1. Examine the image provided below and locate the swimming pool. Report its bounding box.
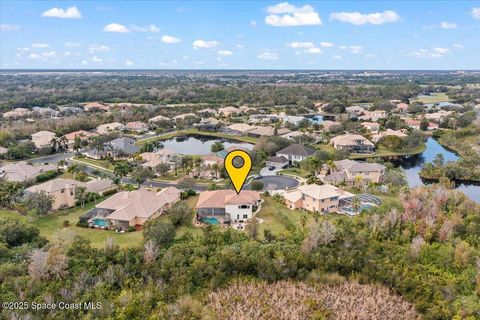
[341,204,374,214]
[202,217,220,225]
[92,218,109,227]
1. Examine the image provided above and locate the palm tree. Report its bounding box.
[58,136,68,151]
[75,186,87,208]
[50,137,58,152]
[113,161,131,179]
[326,160,337,174]
[67,164,80,179]
[211,163,220,179]
[351,197,362,215]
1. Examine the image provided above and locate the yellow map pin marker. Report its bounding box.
[225,149,252,194]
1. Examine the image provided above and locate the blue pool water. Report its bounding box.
[93,218,109,227]
[203,217,220,225]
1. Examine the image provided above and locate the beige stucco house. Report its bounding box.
[284,184,354,213]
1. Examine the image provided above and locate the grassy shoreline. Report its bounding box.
[137,129,258,145]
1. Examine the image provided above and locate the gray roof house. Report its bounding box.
[105,137,139,158]
[266,156,289,169]
[276,144,316,164]
[322,159,386,185]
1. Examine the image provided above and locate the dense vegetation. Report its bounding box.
[1,185,479,319]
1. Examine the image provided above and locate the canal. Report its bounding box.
[401,138,480,203]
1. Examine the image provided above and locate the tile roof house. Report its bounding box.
[276,143,316,164]
[2,108,31,119]
[92,187,180,228]
[126,121,149,133]
[191,153,224,179]
[218,106,241,117]
[395,103,409,113]
[196,190,261,223]
[148,115,171,123]
[361,122,381,133]
[96,122,125,135]
[321,159,386,185]
[321,120,342,132]
[25,178,77,210]
[31,131,56,149]
[140,149,178,170]
[371,129,408,143]
[281,130,305,140]
[248,126,275,137]
[64,130,97,149]
[0,161,57,182]
[284,184,354,213]
[173,113,197,121]
[330,134,375,154]
[83,102,110,112]
[222,123,256,136]
[346,106,366,115]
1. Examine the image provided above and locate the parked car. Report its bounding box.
[268,166,275,171]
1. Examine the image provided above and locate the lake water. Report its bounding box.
[161,135,253,155]
[401,138,480,203]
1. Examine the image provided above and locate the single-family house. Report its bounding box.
[196,117,221,131]
[126,121,149,133]
[218,106,241,117]
[104,137,139,159]
[346,106,366,115]
[321,120,342,132]
[372,129,408,143]
[283,184,354,213]
[276,143,316,164]
[198,108,218,116]
[361,122,381,133]
[281,131,305,140]
[83,102,110,112]
[173,113,197,121]
[64,130,97,149]
[148,115,171,123]
[31,131,56,149]
[195,190,261,223]
[0,161,56,182]
[3,108,30,119]
[358,110,387,122]
[90,187,180,228]
[321,159,386,185]
[266,156,289,169]
[25,178,76,210]
[191,153,224,179]
[395,103,409,114]
[248,126,275,137]
[222,123,256,136]
[330,134,375,154]
[281,115,305,126]
[141,149,178,170]
[96,122,125,135]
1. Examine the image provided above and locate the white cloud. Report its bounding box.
[453,43,464,49]
[65,42,81,47]
[408,47,450,58]
[91,56,103,63]
[350,45,363,54]
[41,6,82,19]
[218,50,233,56]
[193,39,218,49]
[125,60,134,66]
[339,45,347,50]
[28,51,57,60]
[472,8,480,19]
[330,10,400,25]
[320,42,334,48]
[440,22,457,29]
[89,45,110,53]
[287,41,315,48]
[265,2,322,27]
[161,35,181,44]
[257,50,279,60]
[81,60,88,66]
[332,55,342,59]
[250,20,257,26]
[104,23,130,33]
[307,48,322,54]
[31,43,50,48]
[131,24,160,33]
[0,24,20,31]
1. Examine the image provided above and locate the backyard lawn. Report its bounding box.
[0,195,204,249]
[279,167,310,178]
[72,157,114,171]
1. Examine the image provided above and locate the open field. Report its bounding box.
[410,92,452,104]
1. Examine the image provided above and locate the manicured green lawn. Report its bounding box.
[72,157,114,171]
[410,92,452,104]
[312,143,336,154]
[350,143,426,159]
[279,167,310,178]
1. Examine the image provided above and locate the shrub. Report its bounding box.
[35,170,58,183]
[102,188,117,197]
[62,220,70,227]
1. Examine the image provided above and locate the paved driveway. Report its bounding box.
[259,166,282,176]
[246,175,299,191]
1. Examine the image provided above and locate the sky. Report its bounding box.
[1,1,480,70]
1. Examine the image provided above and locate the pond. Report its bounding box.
[161,135,253,155]
[401,138,480,203]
